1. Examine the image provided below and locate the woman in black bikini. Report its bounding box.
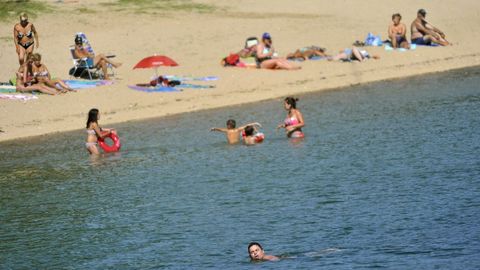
[13,12,39,66]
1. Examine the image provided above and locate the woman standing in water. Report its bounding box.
[13,12,39,65]
[277,97,305,138]
[85,108,116,155]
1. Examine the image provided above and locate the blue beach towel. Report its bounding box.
[64,80,113,89]
[164,75,219,82]
[128,85,180,93]
[176,84,214,89]
[384,44,417,51]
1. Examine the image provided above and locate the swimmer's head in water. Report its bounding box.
[226,119,236,129]
[248,242,265,260]
[284,97,299,110]
[244,125,254,136]
[86,108,99,128]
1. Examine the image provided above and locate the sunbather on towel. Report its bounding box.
[287,46,329,60]
[388,13,410,49]
[411,9,449,46]
[328,47,380,62]
[255,32,300,70]
[16,55,59,95]
[31,53,75,92]
[73,35,122,80]
[136,76,181,87]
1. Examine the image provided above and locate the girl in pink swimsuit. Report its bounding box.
[277,97,305,138]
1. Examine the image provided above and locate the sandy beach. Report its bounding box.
[1,0,480,142]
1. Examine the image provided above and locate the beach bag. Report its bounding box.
[365,33,383,46]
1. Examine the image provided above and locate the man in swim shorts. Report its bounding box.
[211,119,261,144]
[411,9,449,46]
[248,242,279,261]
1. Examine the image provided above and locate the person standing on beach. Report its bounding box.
[388,13,410,49]
[411,9,449,46]
[248,242,279,262]
[13,12,39,65]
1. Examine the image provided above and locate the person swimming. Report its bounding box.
[277,97,305,138]
[211,119,261,144]
[248,242,279,262]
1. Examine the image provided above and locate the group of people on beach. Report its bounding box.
[222,9,450,70]
[12,12,121,95]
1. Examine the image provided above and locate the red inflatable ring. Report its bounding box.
[98,132,121,153]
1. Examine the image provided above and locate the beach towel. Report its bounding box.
[384,44,417,52]
[288,56,326,62]
[164,75,219,82]
[0,85,16,93]
[128,85,181,93]
[0,94,38,101]
[64,80,114,89]
[176,84,214,89]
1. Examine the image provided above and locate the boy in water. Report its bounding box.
[211,119,261,144]
[243,125,265,145]
[248,242,279,262]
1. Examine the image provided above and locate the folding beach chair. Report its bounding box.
[68,32,115,80]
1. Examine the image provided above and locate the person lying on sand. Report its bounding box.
[136,76,181,88]
[328,47,380,62]
[255,32,301,70]
[388,13,410,49]
[411,9,449,46]
[287,46,329,60]
[73,35,122,80]
[31,53,75,93]
[248,242,279,262]
[211,119,261,144]
[16,55,59,95]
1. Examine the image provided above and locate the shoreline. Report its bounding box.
[2,0,480,143]
[1,61,479,144]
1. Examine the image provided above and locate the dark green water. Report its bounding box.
[1,67,480,269]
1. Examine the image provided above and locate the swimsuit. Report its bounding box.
[412,37,431,45]
[255,46,272,68]
[284,116,304,138]
[17,30,34,49]
[86,129,98,149]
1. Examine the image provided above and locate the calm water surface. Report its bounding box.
[1,67,480,269]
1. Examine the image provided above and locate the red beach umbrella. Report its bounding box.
[133,55,179,77]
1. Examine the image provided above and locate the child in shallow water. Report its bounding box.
[211,119,261,144]
[85,108,117,155]
[242,125,265,145]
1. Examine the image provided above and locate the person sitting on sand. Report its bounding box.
[30,53,75,93]
[211,119,262,144]
[73,35,122,80]
[86,108,117,155]
[13,12,39,65]
[255,32,300,70]
[388,13,410,49]
[287,46,329,60]
[16,55,59,95]
[411,9,449,46]
[243,125,265,145]
[277,97,305,138]
[328,47,380,62]
[248,242,279,262]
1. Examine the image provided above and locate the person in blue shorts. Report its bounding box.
[411,9,449,46]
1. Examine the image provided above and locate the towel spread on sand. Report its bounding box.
[0,85,16,93]
[128,85,181,93]
[0,94,38,101]
[64,80,114,89]
[164,75,219,82]
[385,44,417,51]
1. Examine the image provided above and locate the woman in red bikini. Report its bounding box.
[277,97,305,138]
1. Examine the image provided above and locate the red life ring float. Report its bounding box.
[242,131,265,143]
[98,132,121,153]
